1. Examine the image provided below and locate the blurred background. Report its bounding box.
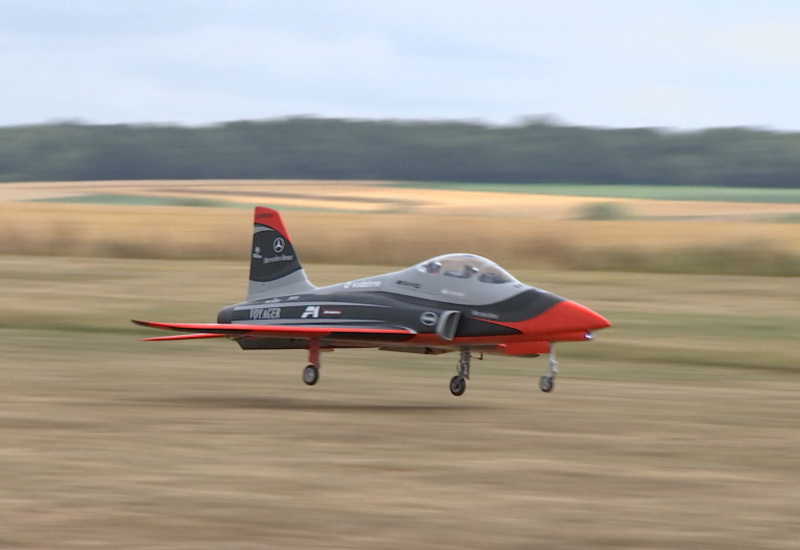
[1,2,799,549]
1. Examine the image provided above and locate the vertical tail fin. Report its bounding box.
[247,207,316,300]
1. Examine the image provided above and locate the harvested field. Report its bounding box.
[4,179,800,220]
[2,179,799,275]
[0,258,799,549]
[1,201,799,275]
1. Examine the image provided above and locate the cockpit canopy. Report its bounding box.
[416,254,518,285]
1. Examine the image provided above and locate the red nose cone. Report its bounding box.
[558,300,612,332]
[503,298,611,340]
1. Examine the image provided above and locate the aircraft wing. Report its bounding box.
[132,320,416,343]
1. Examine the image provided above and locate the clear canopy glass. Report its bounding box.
[416,254,517,284]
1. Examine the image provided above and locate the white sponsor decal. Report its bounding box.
[250,307,281,320]
[470,309,499,320]
[441,288,465,297]
[263,254,295,264]
[344,280,381,289]
[301,305,320,319]
[272,237,285,253]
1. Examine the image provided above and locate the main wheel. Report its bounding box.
[303,365,319,386]
[539,375,554,393]
[449,375,466,396]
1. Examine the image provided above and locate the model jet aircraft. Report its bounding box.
[133,207,610,395]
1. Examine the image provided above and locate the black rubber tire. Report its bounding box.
[449,375,466,396]
[303,365,319,386]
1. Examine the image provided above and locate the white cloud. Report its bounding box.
[1,0,800,129]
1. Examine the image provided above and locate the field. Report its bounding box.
[391,182,800,204]
[1,257,799,549]
[5,179,800,219]
[1,180,800,275]
[1,180,799,547]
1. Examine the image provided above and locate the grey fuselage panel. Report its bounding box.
[218,264,565,342]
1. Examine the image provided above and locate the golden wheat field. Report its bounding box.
[1,180,799,274]
[3,179,800,220]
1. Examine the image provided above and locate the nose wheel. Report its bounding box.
[449,350,471,396]
[539,344,558,393]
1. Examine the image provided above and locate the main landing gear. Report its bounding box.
[303,364,319,386]
[303,340,561,393]
[539,344,558,393]
[449,350,472,396]
[448,346,559,396]
[303,340,320,386]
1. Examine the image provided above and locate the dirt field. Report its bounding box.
[1,258,799,549]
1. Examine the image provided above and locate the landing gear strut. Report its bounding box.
[449,349,471,396]
[303,339,320,386]
[539,343,557,393]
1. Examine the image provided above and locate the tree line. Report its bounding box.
[1,117,799,187]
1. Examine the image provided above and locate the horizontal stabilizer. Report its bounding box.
[140,333,228,342]
[132,319,416,342]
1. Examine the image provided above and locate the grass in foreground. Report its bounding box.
[1,257,799,548]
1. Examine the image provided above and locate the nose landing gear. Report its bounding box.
[539,344,558,393]
[449,349,472,396]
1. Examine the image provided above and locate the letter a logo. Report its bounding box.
[301,306,320,319]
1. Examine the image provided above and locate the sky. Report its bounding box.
[2,0,800,130]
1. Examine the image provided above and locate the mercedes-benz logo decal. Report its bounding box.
[273,237,285,253]
[420,311,439,326]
